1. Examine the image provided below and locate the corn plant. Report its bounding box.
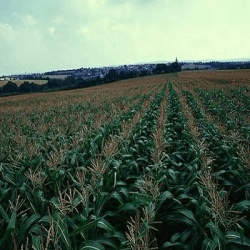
[182,89,250,249]
[1,72,250,249]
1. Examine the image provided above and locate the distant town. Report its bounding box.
[1,60,250,81]
[1,63,157,81]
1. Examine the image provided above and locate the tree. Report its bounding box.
[153,64,168,74]
[30,82,43,91]
[127,70,136,78]
[19,81,42,93]
[19,81,32,92]
[119,71,125,80]
[170,58,181,72]
[95,76,101,85]
[76,78,86,88]
[153,59,181,75]
[2,81,19,93]
[140,70,149,77]
[105,69,119,82]
[64,76,75,86]
[47,78,63,88]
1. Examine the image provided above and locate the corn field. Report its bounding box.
[0,72,250,250]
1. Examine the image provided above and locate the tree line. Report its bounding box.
[0,61,181,96]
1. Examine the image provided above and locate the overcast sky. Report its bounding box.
[0,0,250,75]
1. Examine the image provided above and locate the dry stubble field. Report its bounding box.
[0,71,250,250]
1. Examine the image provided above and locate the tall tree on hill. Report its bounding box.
[170,57,181,72]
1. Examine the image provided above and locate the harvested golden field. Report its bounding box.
[0,71,250,250]
[173,69,250,89]
[0,79,47,87]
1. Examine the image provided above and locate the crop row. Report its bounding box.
[182,89,250,248]
[0,84,165,249]
[195,88,250,142]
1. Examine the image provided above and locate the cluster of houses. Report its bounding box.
[0,77,16,81]
[181,64,212,70]
[42,63,158,80]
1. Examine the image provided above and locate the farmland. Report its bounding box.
[0,71,250,249]
[0,80,48,88]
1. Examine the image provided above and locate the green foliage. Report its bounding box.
[1,81,19,93]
